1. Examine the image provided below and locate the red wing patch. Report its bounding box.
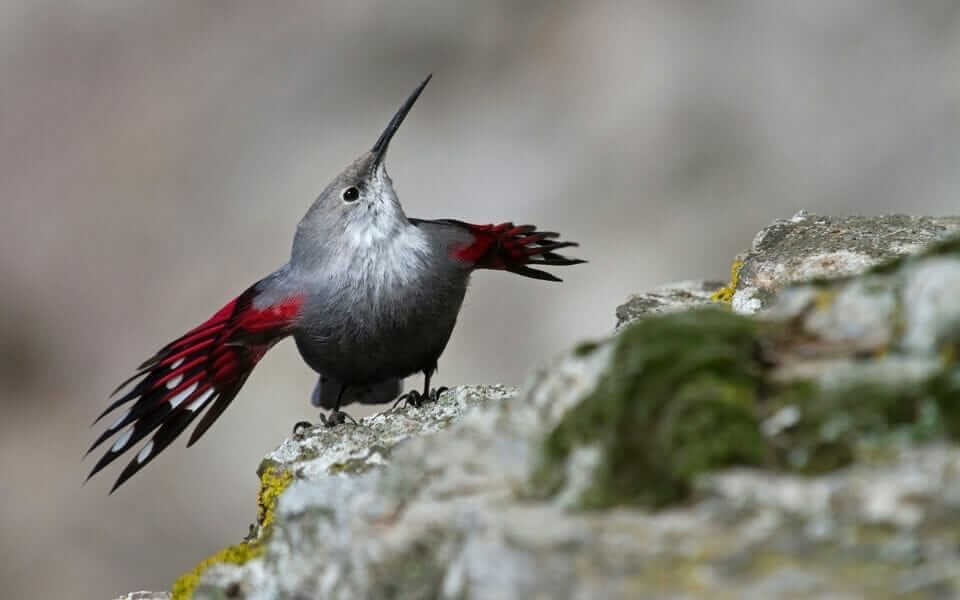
[87,286,302,492]
[446,220,584,281]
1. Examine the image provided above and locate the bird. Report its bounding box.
[86,75,583,492]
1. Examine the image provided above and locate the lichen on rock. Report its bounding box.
[170,467,293,600]
[709,259,744,304]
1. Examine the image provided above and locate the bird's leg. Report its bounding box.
[292,385,356,432]
[421,368,448,403]
[393,368,447,409]
[318,384,357,427]
[317,410,357,428]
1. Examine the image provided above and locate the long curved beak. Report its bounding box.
[371,74,432,166]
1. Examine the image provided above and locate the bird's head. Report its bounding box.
[294,75,431,261]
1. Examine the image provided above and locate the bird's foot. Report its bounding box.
[292,410,357,434]
[318,410,358,428]
[292,420,313,438]
[392,386,449,409]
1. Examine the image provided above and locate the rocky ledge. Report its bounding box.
[126,213,960,600]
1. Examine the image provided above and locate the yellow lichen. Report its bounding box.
[813,289,837,312]
[170,542,264,600]
[170,467,294,599]
[940,344,956,366]
[257,467,294,530]
[710,259,744,304]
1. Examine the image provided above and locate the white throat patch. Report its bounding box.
[334,218,430,292]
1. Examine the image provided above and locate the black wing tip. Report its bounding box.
[110,458,143,494]
[108,476,126,495]
[531,257,587,266]
[85,453,113,484]
[509,265,564,282]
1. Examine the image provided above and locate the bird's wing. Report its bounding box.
[87,282,303,492]
[412,218,585,281]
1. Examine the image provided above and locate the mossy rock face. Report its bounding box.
[537,310,775,508]
[537,305,960,510]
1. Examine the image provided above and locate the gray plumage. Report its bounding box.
[287,152,474,392]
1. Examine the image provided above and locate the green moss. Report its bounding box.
[574,341,601,356]
[709,260,744,304]
[171,467,294,599]
[535,309,960,511]
[367,529,453,599]
[929,371,960,439]
[769,381,951,473]
[535,310,777,508]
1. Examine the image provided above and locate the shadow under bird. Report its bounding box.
[86,75,584,492]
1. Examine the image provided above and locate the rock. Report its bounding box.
[257,384,517,483]
[132,215,960,599]
[727,211,960,314]
[615,280,724,328]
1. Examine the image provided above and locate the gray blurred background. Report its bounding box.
[2,1,959,598]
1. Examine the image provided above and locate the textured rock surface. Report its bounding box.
[729,211,960,314]
[258,385,517,483]
[126,215,960,600]
[615,280,724,328]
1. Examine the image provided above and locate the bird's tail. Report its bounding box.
[448,221,585,281]
[310,375,402,409]
[86,284,301,492]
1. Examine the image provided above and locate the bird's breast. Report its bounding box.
[293,223,469,382]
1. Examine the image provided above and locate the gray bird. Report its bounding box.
[87,75,583,492]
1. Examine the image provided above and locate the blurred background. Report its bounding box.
[2,1,959,598]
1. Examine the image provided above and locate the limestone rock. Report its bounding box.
[615,280,724,328]
[258,384,516,483]
[730,211,960,314]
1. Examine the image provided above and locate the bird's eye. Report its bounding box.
[342,186,360,202]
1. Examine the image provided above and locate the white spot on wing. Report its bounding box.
[166,374,183,389]
[109,410,129,431]
[170,358,184,370]
[187,388,215,412]
[112,428,133,452]
[168,382,198,409]
[137,440,154,464]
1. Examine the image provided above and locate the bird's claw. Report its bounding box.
[293,409,358,432]
[318,410,358,428]
[393,386,449,409]
[292,421,313,438]
[392,390,422,409]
